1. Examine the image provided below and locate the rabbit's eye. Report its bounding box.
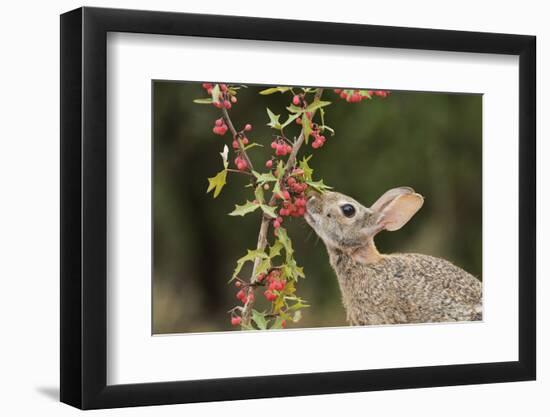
[340,204,356,218]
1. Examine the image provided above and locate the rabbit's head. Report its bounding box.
[305,187,424,251]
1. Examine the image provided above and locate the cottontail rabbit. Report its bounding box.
[305,187,482,325]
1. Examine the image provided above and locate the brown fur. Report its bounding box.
[305,188,482,325]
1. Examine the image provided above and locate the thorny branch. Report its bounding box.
[239,88,325,325]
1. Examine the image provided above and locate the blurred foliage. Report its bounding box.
[152,81,482,334]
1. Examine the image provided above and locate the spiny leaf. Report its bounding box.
[193,98,213,104]
[266,108,282,129]
[269,241,283,258]
[305,99,331,113]
[260,204,278,219]
[243,142,263,151]
[229,200,260,216]
[281,113,301,128]
[259,87,291,95]
[299,156,314,181]
[252,310,268,330]
[276,227,294,260]
[306,179,333,193]
[232,249,269,280]
[206,169,227,198]
[253,171,277,185]
[256,257,271,278]
[270,316,285,329]
[302,115,312,143]
[286,104,304,114]
[210,84,221,103]
[275,160,285,178]
[254,184,265,204]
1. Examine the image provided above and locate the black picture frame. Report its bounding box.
[60,6,536,410]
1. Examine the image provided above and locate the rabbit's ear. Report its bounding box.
[372,190,424,232]
[370,187,415,213]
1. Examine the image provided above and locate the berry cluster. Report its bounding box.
[212,118,229,136]
[260,270,286,302]
[311,128,326,149]
[333,89,390,103]
[271,139,293,156]
[270,168,308,231]
[234,155,249,171]
[202,83,237,109]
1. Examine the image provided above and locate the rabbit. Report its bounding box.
[304,187,482,326]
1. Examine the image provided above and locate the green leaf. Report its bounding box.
[292,310,302,323]
[252,310,268,330]
[270,316,285,329]
[306,179,333,193]
[286,104,304,114]
[305,99,331,113]
[193,98,213,104]
[211,84,221,103]
[266,108,282,129]
[254,185,265,204]
[229,200,260,216]
[206,170,227,198]
[299,155,314,181]
[259,87,291,95]
[277,227,294,261]
[269,241,283,259]
[260,204,278,219]
[232,249,269,280]
[302,115,312,144]
[281,113,301,129]
[275,160,285,178]
[256,257,271,278]
[253,171,277,185]
[243,142,263,151]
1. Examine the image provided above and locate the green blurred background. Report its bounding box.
[152,82,482,334]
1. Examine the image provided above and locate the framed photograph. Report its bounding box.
[60,6,536,409]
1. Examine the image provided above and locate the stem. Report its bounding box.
[240,88,324,326]
[222,107,255,171]
[226,168,254,177]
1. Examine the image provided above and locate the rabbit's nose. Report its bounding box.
[306,194,322,214]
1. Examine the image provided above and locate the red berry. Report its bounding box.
[232,140,239,149]
[242,137,249,145]
[231,316,242,326]
[273,220,281,228]
[231,96,237,103]
[202,83,213,90]
[257,273,266,282]
[334,89,342,94]
[236,289,246,301]
[296,117,302,125]
[223,100,231,109]
[235,281,242,288]
[282,190,290,200]
[265,160,273,168]
[281,319,287,328]
[220,84,228,92]
[215,118,224,127]
[264,290,277,301]
[244,124,252,131]
[292,95,301,106]
[247,293,255,303]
